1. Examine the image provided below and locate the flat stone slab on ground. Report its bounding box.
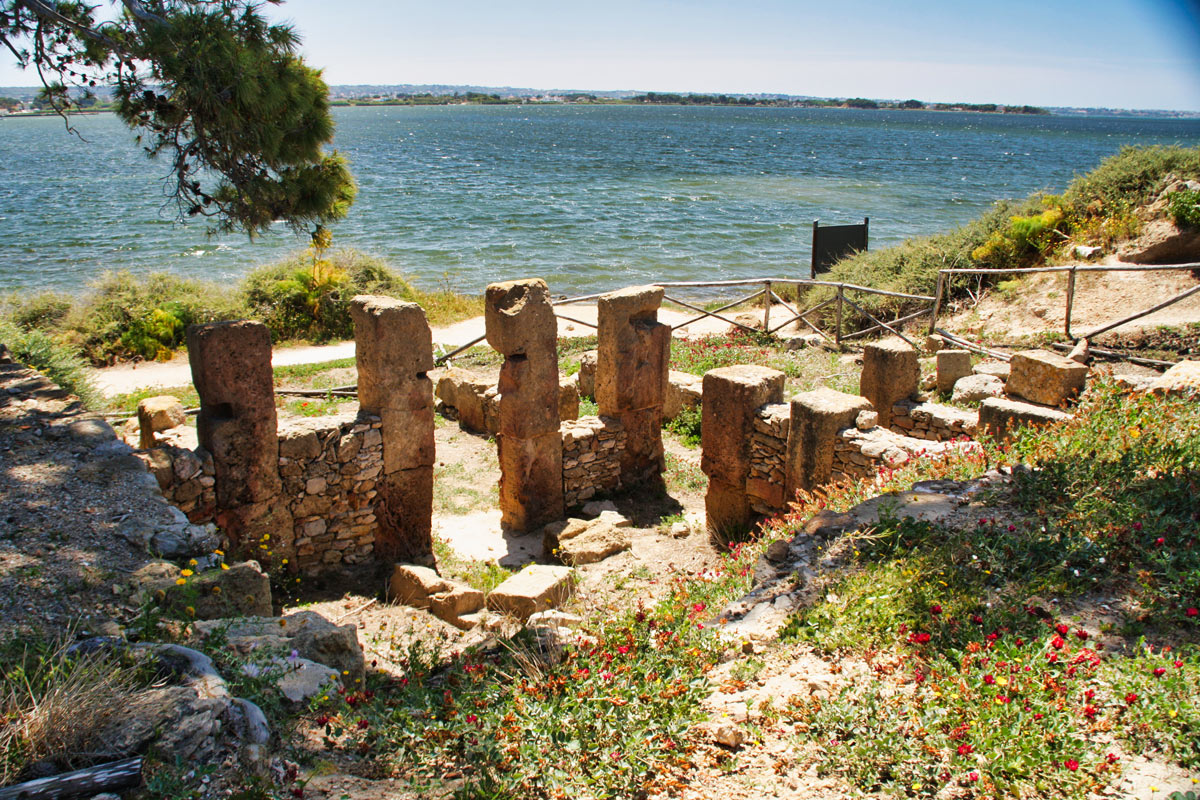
[1148,359,1200,395]
[1006,349,1088,407]
[487,564,575,620]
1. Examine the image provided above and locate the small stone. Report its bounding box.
[713,723,744,748]
[855,410,878,431]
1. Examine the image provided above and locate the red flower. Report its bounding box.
[1153,667,1166,677]
[1051,636,1066,650]
[1064,759,1079,771]
[1186,607,1198,618]
[983,674,996,685]
[1074,629,1089,641]
[1155,537,1166,546]
[1176,660,1185,669]
[1056,623,1069,636]
[968,772,980,782]
[957,744,974,756]
[1034,712,1045,720]
[909,632,932,644]
[971,614,984,625]
[466,713,479,725]
[1106,753,1119,764]
[315,715,331,726]
[1125,692,1138,704]
[356,719,369,730]
[995,694,1011,704]
[616,645,631,655]
[930,604,943,615]
[1084,705,1098,719]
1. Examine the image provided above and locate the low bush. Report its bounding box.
[1168,188,1200,230]
[0,320,98,406]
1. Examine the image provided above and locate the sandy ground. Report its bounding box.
[91,302,738,397]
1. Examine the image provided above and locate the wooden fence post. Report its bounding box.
[835,285,844,348]
[929,272,945,334]
[763,280,772,332]
[1064,266,1077,339]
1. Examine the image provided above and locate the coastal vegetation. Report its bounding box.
[0,248,483,367]
[808,143,1200,322]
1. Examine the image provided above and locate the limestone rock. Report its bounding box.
[559,378,580,422]
[669,521,690,538]
[729,311,765,332]
[713,722,744,748]
[936,350,973,394]
[951,373,1005,404]
[577,350,597,398]
[979,397,1071,441]
[275,659,340,702]
[855,410,878,431]
[1067,338,1089,364]
[1007,350,1088,407]
[487,564,575,619]
[429,585,486,630]
[664,370,703,420]
[137,560,272,620]
[560,521,631,565]
[1117,217,1200,264]
[194,610,366,687]
[581,499,619,517]
[389,564,453,608]
[485,279,557,357]
[1147,359,1200,396]
[137,395,186,449]
[859,337,919,428]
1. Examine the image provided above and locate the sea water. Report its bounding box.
[2,104,1199,296]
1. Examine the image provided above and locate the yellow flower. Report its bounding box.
[180,569,194,577]
[1128,426,1141,439]
[995,676,1009,687]
[188,559,198,567]
[220,563,229,570]
[211,586,221,595]
[214,549,224,556]
[281,558,289,565]
[175,577,187,586]
[185,606,195,617]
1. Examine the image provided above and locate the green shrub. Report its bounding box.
[1065,144,1200,215]
[1,292,74,332]
[664,403,702,448]
[59,271,244,364]
[1169,188,1200,230]
[0,320,98,407]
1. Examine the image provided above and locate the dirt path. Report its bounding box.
[91,303,736,397]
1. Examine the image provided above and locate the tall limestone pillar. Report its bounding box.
[351,296,436,564]
[596,285,670,486]
[187,320,293,559]
[486,279,564,531]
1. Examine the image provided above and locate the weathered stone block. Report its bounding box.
[137,395,186,449]
[859,337,919,428]
[559,379,580,422]
[1007,350,1088,407]
[596,286,669,415]
[485,279,557,356]
[577,350,597,398]
[487,564,575,620]
[497,431,564,531]
[428,585,485,628]
[786,387,873,493]
[700,365,785,487]
[351,296,434,411]
[665,370,703,420]
[619,406,664,482]
[979,397,1071,441]
[973,360,1011,381]
[936,350,973,394]
[497,353,560,439]
[187,320,281,513]
[380,398,435,474]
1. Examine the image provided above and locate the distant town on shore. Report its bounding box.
[1,83,1197,118]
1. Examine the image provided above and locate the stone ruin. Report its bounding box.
[142,282,1114,571]
[698,335,1097,537]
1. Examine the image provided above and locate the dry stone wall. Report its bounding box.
[279,413,384,571]
[560,416,626,508]
[890,399,978,442]
[747,403,789,514]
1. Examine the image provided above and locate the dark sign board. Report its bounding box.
[811,217,868,278]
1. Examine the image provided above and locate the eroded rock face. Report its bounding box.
[1006,349,1088,407]
[194,610,366,687]
[951,373,1005,404]
[1117,217,1200,264]
[858,337,919,429]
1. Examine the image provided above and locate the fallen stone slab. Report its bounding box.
[973,360,1011,381]
[936,350,973,394]
[979,397,1071,441]
[1007,349,1088,407]
[487,564,575,619]
[543,517,632,565]
[1147,359,1200,396]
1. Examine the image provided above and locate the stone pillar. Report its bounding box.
[859,336,919,429]
[785,387,873,494]
[596,285,671,486]
[187,320,292,557]
[351,296,436,564]
[485,279,564,531]
[700,365,785,539]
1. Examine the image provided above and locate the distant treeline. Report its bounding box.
[627,93,1049,113]
[331,92,524,106]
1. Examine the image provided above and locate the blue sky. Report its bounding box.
[4,0,1200,109]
